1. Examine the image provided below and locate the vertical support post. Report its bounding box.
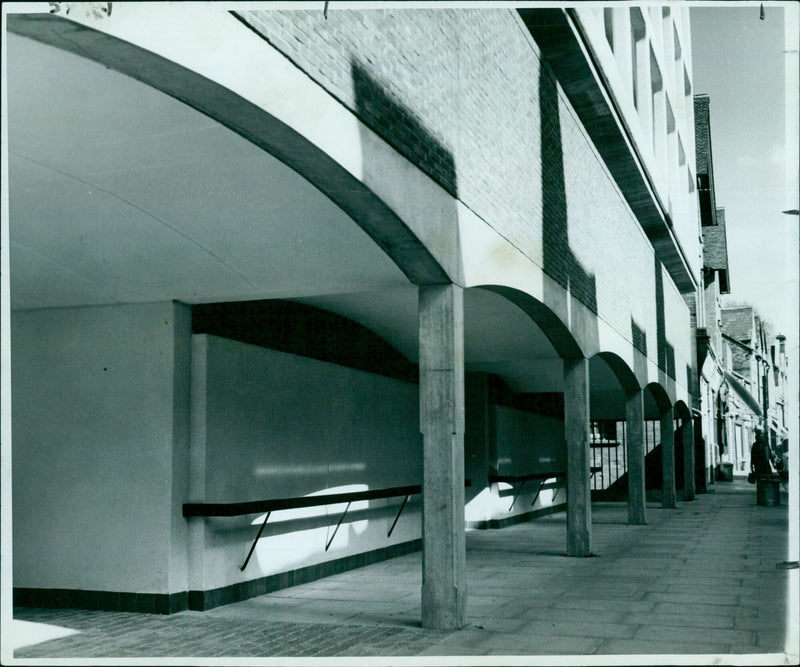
[564,357,591,556]
[188,335,209,600]
[419,284,466,630]
[660,407,677,508]
[695,416,708,494]
[682,417,696,500]
[626,389,647,524]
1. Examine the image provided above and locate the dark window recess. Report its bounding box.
[697,173,715,226]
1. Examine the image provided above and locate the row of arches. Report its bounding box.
[6,8,698,633]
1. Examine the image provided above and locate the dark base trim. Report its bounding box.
[188,539,423,611]
[13,588,187,615]
[466,502,566,530]
[14,541,423,615]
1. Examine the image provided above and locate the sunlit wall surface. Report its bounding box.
[573,5,701,282]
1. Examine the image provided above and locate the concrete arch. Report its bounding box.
[645,381,673,416]
[673,400,692,420]
[477,284,584,360]
[593,351,640,396]
[7,12,449,287]
[587,353,646,525]
[644,382,679,508]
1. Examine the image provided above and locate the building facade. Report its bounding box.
[720,306,789,475]
[6,3,703,630]
[694,93,731,485]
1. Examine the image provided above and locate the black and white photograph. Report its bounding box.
[1,1,798,664]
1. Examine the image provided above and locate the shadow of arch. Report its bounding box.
[593,352,640,396]
[478,285,584,360]
[585,352,639,513]
[673,400,692,420]
[642,381,678,505]
[645,382,673,416]
[192,299,419,383]
[7,13,449,287]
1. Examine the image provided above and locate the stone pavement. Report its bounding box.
[11,478,796,662]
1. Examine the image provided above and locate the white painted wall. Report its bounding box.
[663,263,693,403]
[493,405,566,477]
[472,405,567,521]
[11,301,191,593]
[190,335,422,591]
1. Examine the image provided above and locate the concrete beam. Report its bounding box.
[626,389,647,524]
[419,284,466,630]
[661,408,677,508]
[564,357,592,556]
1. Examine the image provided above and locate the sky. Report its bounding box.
[690,3,799,341]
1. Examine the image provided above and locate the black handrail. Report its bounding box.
[488,471,566,484]
[185,480,471,571]
[183,484,421,518]
[489,472,566,512]
[184,480,472,518]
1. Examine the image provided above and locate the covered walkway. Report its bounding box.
[11,479,795,661]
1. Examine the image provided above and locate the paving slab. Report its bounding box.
[11,479,794,662]
[596,638,733,654]
[634,623,756,646]
[472,631,603,655]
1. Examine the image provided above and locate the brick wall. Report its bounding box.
[721,307,753,340]
[237,8,683,374]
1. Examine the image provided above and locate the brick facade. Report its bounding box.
[237,7,681,369]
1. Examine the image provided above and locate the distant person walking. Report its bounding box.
[750,430,772,477]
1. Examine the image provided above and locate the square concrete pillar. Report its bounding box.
[419,284,466,630]
[625,389,647,525]
[682,418,696,500]
[660,408,677,508]
[695,417,708,494]
[564,357,591,557]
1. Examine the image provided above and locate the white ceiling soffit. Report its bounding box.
[7,33,408,310]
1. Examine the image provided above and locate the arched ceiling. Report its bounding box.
[7,32,408,310]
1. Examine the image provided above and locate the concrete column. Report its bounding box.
[682,417,696,500]
[419,284,466,630]
[188,335,209,596]
[660,407,677,508]
[696,416,708,494]
[625,389,647,524]
[564,357,591,556]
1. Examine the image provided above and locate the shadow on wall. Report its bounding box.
[351,61,457,198]
[192,299,418,383]
[539,63,598,326]
[352,59,463,283]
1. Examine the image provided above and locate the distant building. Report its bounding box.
[719,306,788,475]
[694,94,731,485]
[768,335,790,468]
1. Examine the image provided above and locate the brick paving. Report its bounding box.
[12,479,796,662]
